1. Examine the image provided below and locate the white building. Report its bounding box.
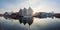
[22,8,27,16]
[27,7,33,16]
[19,7,33,16]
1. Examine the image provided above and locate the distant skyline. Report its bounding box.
[0,0,60,14]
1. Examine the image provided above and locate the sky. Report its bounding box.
[0,0,60,14]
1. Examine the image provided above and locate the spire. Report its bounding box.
[19,9,22,12]
[28,7,32,10]
[23,7,27,10]
[28,0,30,7]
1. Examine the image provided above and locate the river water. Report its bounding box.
[0,17,60,30]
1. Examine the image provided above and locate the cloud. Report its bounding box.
[0,0,60,13]
[30,0,60,13]
[0,0,28,13]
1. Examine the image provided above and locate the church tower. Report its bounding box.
[27,7,33,16]
[27,0,33,16]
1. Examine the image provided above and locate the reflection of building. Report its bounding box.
[3,12,34,26]
[19,17,33,26]
[3,7,33,26]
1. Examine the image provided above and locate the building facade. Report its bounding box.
[22,8,27,16]
[19,7,33,16]
[27,7,33,16]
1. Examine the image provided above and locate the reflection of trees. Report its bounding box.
[3,16,33,26]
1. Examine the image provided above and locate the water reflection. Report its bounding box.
[0,17,60,30]
[3,16,34,26]
[0,15,60,30]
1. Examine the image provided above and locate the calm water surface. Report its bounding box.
[0,17,60,30]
